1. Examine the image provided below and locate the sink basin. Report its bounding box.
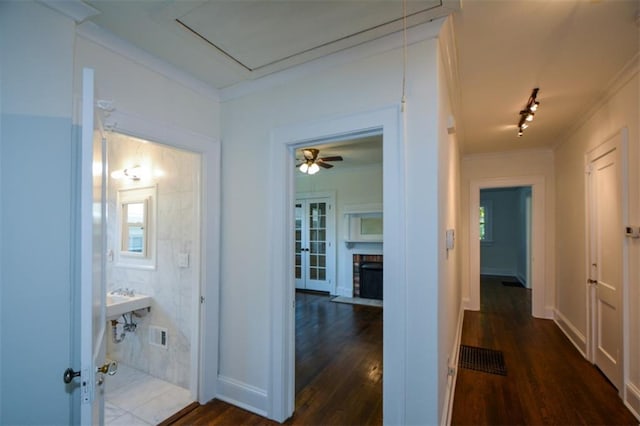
[106,293,152,319]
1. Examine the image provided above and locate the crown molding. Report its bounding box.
[219,18,447,102]
[555,52,639,149]
[38,0,100,23]
[76,21,220,101]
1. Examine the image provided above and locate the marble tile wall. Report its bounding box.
[105,132,199,389]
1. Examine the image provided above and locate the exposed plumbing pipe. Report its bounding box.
[111,319,125,344]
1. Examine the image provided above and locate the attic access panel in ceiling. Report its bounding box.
[176,0,443,72]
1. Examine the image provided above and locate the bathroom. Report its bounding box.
[103,131,201,425]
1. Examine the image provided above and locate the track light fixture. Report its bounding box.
[517,88,540,137]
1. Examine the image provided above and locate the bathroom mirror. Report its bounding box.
[116,185,157,269]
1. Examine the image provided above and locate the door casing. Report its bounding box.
[468,176,548,318]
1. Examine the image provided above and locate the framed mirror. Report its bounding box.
[116,185,157,269]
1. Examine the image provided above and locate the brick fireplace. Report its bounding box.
[352,254,383,298]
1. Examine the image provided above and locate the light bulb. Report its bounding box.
[299,163,309,173]
[518,130,523,137]
[520,122,528,130]
[530,101,539,112]
[526,112,534,122]
[308,163,320,175]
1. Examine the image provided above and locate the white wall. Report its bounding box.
[436,17,462,425]
[554,63,639,416]
[220,23,446,423]
[461,149,555,311]
[296,164,383,296]
[0,2,76,423]
[105,133,199,390]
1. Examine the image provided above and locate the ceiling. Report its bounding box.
[80,0,639,158]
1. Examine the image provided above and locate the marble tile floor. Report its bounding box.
[105,362,192,425]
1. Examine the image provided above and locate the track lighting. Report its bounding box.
[517,88,540,137]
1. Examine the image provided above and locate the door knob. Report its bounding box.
[97,360,118,376]
[63,368,81,384]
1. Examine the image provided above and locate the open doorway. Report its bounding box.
[468,176,548,319]
[268,105,406,422]
[292,135,383,422]
[478,186,532,312]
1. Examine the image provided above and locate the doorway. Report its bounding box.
[102,131,199,424]
[469,176,547,319]
[268,105,404,422]
[479,186,532,289]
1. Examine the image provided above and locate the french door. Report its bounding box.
[295,196,335,293]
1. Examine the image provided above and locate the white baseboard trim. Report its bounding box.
[480,268,516,277]
[625,382,640,422]
[216,374,268,418]
[336,286,353,298]
[440,303,465,426]
[553,309,587,357]
[462,297,471,310]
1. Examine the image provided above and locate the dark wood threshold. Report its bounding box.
[158,401,200,426]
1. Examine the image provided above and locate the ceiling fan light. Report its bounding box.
[308,163,320,175]
[299,163,309,173]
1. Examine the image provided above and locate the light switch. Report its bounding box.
[178,253,190,268]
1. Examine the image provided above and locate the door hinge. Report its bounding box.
[200,296,205,304]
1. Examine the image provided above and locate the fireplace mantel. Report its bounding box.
[343,203,382,247]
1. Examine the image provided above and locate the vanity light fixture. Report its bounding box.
[517,88,540,137]
[111,165,145,181]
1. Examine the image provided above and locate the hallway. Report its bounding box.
[451,275,637,425]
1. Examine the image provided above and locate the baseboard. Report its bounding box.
[335,286,353,298]
[462,297,471,310]
[553,309,587,357]
[216,374,268,418]
[625,382,640,422]
[440,303,465,426]
[479,268,516,277]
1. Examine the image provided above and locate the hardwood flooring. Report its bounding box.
[167,291,382,425]
[451,275,637,425]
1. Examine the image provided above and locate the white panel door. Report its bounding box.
[588,135,623,391]
[295,198,334,293]
[80,68,110,424]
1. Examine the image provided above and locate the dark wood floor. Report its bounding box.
[167,291,382,425]
[451,275,638,425]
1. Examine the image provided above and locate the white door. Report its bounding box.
[80,68,111,424]
[295,198,334,292]
[587,132,624,392]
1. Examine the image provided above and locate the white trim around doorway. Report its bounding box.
[468,176,549,319]
[268,105,405,424]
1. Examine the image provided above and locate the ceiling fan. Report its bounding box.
[296,148,343,175]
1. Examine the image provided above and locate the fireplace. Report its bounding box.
[353,254,383,299]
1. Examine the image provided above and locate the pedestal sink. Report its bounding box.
[106,292,152,319]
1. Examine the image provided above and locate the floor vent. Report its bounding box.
[459,345,506,376]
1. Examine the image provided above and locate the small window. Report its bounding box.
[480,200,493,242]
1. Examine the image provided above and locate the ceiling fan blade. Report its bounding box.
[318,162,333,169]
[319,155,343,162]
